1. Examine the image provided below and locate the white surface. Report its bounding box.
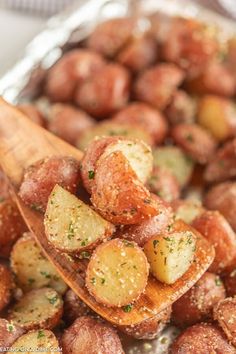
[0,9,45,76]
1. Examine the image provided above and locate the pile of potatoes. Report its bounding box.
[1,12,236,353]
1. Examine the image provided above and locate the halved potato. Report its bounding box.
[7,329,60,354]
[171,199,204,224]
[86,238,149,307]
[0,319,25,348]
[44,185,115,254]
[144,220,196,284]
[8,288,63,330]
[10,232,67,294]
[213,297,236,347]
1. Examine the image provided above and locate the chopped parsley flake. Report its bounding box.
[47,295,58,305]
[153,240,159,248]
[37,330,45,339]
[123,304,133,313]
[215,277,222,286]
[88,170,95,179]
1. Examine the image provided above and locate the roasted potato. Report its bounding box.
[0,168,10,201]
[63,289,92,324]
[48,103,95,145]
[112,102,168,145]
[17,104,46,127]
[10,232,67,294]
[74,63,130,118]
[44,185,115,254]
[172,272,226,327]
[144,220,196,284]
[204,182,236,232]
[86,17,135,58]
[19,156,80,212]
[117,34,158,72]
[0,319,25,348]
[171,123,217,164]
[61,316,124,354]
[8,329,60,354]
[45,49,105,102]
[171,199,204,224]
[86,238,149,307]
[171,323,236,354]
[197,95,236,142]
[81,137,153,193]
[192,210,236,273]
[147,166,180,202]
[119,306,172,339]
[223,265,236,297]
[0,198,27,258]
[214,296,236,347]
[165,90,196,125]
[8,288,63,330]
[153,146,194,188]
[204,139,236,183]
[0,264,13,312]
[134,63,184,110]
[91,151,159,224]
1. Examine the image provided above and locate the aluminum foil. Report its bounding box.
[0,0,236,352]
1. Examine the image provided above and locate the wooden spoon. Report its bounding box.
[0,98,215,326]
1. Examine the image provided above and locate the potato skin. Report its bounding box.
[165,90,196,125]
[0,264,13,312]
[223,267,236,297]
[17,104,46,127]
[0,319,25,348]
[112,102,168,145]
[74,63,130,118]
[48,103,95,145]
[204,182,236,232]
[214,296,236,346]
[63,289,92,324]
[91,151,159,224]
[119,306,171,339]
[19,156,80,212]
[134,64,184,110]
[192,210,236,274]
[171,323,236,354]
[171,123,217,164]
[61,316,124,354]
[45,49,105,102]
[172,272,226,327]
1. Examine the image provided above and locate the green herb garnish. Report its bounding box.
[123,304,133,313]
[88,170,95,179]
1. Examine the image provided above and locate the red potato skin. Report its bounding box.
[223,263,236,297]
[172,272,226,327]
[171,323,236,354]
[147,166,180,202]
[75,63,130,118]
[192,210,236,273]
[134,63,185,110]
[19,156,80,212]
[0,319,25,348]
[112,102,168,145]
[165,90,196,125]
[63,289,93,325]
[48,103,95,145]
[91,151,160,224]
[214,296,236,346]
[117,35,158,73]
[45,49,105,102]
[0,198,27,258]
[86,18,135,58]
[119,306,172,339]
[204,182,236,232]
[0,264,13,312]
[0,168,10,202]
[61,316,124,354]
[171,123,217,164]
[17,104,46,127]
[204,139,236,183]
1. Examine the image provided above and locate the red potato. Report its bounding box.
[171,123,217,164]
[147,166,180,202]
[134,63,185,110]
[117,196,173,246]
[214,297,236,346]
[204,139,236,183]
[0,168,10,202]
[165,90,196,125]
[0,319,25,348]
[87,17,135,58]
[45,49,105,102]
[117,34,158,72]
[0,198,27,258]
[223,264,236,297]
[185,61,236,97]
[112,102,168,145]
[0,264,13,312]
[171,323,236,354]
[171,199,204,225]
[192,210,236,273]
[61,316,124,354]
[48,103,95,145]
[17,104,46,127]
[204,182,236,232]
[19,156,80,212]
[63,289,92,324]
[91,151,160,224]
[197,95,236,142]
[75,63,130,118]
[172,272,226,327]
[120,305,172,339]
